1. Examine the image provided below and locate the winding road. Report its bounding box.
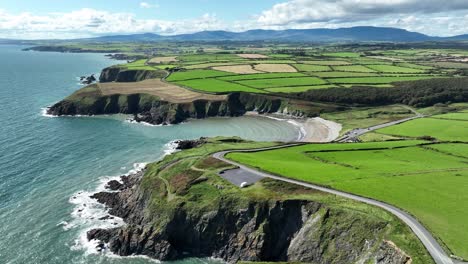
[212,111,465,264]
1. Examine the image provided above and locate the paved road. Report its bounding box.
[213,148,457,264]
[336,107,424,142]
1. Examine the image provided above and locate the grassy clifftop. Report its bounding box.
[89,138,433,263]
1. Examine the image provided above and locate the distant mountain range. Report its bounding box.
[3,27,468,43]
[79,27,468,43]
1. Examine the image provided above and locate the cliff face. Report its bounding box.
[47,88,328,125]
[99,67,167,83]
[88,165,412,264]
[82,139,422,264]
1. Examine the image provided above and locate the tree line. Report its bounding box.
[287,77,468,107]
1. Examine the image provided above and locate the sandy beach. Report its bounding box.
[245,112,342,143]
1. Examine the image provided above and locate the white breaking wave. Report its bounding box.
[287,120,307,141]
[66,140,178,258]
[66,163,146,256]
[40,107,57,118]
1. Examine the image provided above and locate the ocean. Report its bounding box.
[0,45,301,264]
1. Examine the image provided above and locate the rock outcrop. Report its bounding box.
[87,170,413,263]
[99,67,166,83]
[47,89,330,125]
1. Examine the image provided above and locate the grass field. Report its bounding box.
[293,64,331,72]
[97,79,226,103]
[321,105,415,134]
[328,76,436,84]
[431,112,468,121]
[218,72,306,81]
[265,85,337,93]
[323,52,361,58]
[366,64,425,73]
[300,60,352,65]
[110,47,458,94]
[167,69,233,81]
[227,140,468,259]
[378,117,468,141]
[333,65,376,72]
[236,76,327,88]
[175,79,265,93]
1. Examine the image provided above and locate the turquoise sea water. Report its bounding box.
[0,45,301,264]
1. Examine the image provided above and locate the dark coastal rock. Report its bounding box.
[46,82,320,125]
[89,178,403,264]
[105,53,147,61]
[106,180,124,191]
[99,67,166,83]
[175,138,206,150]
[87,228,115,242]
[80,74,96,85]
[375,240,412,264]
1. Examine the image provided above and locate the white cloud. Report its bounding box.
[257,0,468,26]
[1,2,468,39]
[0,9,226,39]
[140,2,159,9]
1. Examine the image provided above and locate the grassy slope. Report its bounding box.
[227,112,468,258]
[140,138,433,263]
[227,141,468,258]
[378,118,468,141]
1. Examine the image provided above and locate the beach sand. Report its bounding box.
[300,117,342,142]
[245,112,342,143]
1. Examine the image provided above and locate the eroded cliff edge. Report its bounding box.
[85,138,432,264]
[47,69,340,125]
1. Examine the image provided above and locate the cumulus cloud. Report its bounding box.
[0,9,225,39]
[257,0,468,26]
[1,1,468,39]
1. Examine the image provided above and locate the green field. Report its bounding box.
[236,76,327,88]
[167,69,233,81]
[300,60,352,65]
[332,65,376,72]
[366,64,425,73]
[293,64,331,72]
[432,112,468,121]
[104,45,460,94]
[328,76,437,84]
[227,140,468,258]
[265,85,338,93]
[378,118,468,141]
[175,79,264,93]
[310,71,380,78]
[218,72,306,81]
[323,52,361,58]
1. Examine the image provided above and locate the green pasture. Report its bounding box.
[175,79,264,93]
[366,64,425,73]
[265,85,337,93]
[218,72,306,81]
[328,76,437,84]
[378,118,468,141]
[167,69,233,81]
[299,60,352,66]
[236,76,327,88]
[227,140,468,258]
[332,65,376,72]
[310,71,380,78]
[292,64,331,72]
[323,52,361,58]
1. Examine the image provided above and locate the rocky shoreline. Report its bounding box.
[84,139,412,264]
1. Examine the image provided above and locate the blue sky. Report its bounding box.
[2,0,468,39]
[0,0,278,22]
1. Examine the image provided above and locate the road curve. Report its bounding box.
[213,146,457,264]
